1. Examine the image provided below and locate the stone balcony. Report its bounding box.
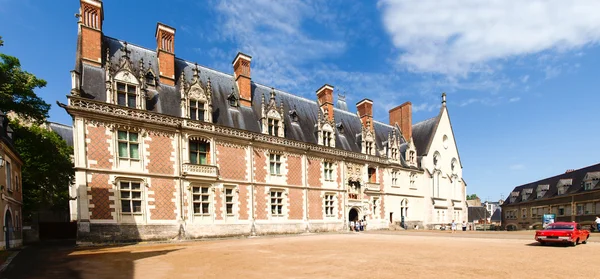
[182,163,219,178]
[365,182,380,191]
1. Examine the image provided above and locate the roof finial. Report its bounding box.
[193,62,200,80]
[442,92,447,107]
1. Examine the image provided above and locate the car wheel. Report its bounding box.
[582,237,588,244]
[571,239,578,246]
[539,241,546,246]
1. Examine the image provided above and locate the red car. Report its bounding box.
[535,222,590,246]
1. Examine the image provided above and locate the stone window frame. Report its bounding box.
[189,99,207,122]
[318,123,335,148]
[391,170,399,186]
[113,70,144,110]
[368,167,377,184]
[521,208,527,219]
[5,161,11,192]
[268,152,283,176]
[371,196,380,219]
[114,177,147,223]
[114,128,144,170]
[188,137,211,165]
[223,185,238,220]
[400,198,409,219]
[433,151,441,169]
[323,161,335,182]
[269,188,287,219]
[323,192,336,218]
[190,184,215,222]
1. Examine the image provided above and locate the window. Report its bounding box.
[145,72,155,86]
[5,162,11,192]
[225,188,235,215]
[368,167,376,183]
[270,190,284,216]
[390,147,398,160]
[372,197,379,218]
[558,207,565,216]
[268,119,279,136]
[116,82,137,108]
[189,100,205,121]
[120,181,143,214]
[585,182,593,190]
[521,208,527,219]
[585,203,593,215]
[365,141,374,155]
[324,194,335,217]
[117,131,139,159]
[192,186,211,215]
[409,151,415,164]
[269,154,282,175]
[391,171,399,186]
[324,162,334,181]
[229,96,238,107]
[577,204,584,215]
[323,131,332,147]
[409,172,416,188]
[189,140,209,165]
[433,152,440,168]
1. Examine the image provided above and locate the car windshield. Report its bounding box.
[545,225,574,230]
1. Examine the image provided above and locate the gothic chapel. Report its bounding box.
[63,0,467,243]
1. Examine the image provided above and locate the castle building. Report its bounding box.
[502,163,600,230]
[62,0,467,243]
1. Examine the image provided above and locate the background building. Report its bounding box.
[62,0,467,243]
[502,163,600,230]
[0,112,24,249]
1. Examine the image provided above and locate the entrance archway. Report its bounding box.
[4,210,12,249]
[349,208,359,222]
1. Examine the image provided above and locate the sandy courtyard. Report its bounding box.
[40,232,596,279]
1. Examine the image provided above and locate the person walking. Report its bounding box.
[350,220,355,232]
[451,220,457,233]
[462,220,467,232]
[595,216,600,232]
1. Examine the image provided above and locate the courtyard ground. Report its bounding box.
[2,231,599,279]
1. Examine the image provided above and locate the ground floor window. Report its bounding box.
[119,181,143,214]
[270,190,284,217]
[192,186,211,216]
[324,194,335,217]
[224,187,235,216]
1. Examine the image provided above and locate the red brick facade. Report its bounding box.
[307,159,321,187]
[214,188,223,220]
[217,144,247,181]
[147,135,174,175]
[255,186,267,220]
[148,178,176,220]
[288,188,303,220]
[253,149,266,183]
[308,190,323,219]
[89,173,113,220]
[238,184,249,220]
[86,125,111,169]
[286,155,302,186]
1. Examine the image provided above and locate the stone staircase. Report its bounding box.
[389,222,406,231]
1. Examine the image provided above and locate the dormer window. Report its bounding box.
[536,184,549,198]
[116,82,137,108]
[510,191,519,203]
[522,189,533,201]
[336,123,344,134]
[390,147,398,160]
[145,71,156,86]
[323,131,333,147]
[268,118,280,136]
[229,96,238,107]
[409,151,415,164]
[190,100,205,121]
[289,107,299,123]
[557,179,572,195]
[365,141,374,155]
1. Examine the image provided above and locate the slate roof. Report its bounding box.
[48,122,74,147]
[490,208,502,222]
[412,114,440,157]
[503,163,600,205]
[468,207,488,222]
[75,36,435,163]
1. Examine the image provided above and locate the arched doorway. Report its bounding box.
[349,208,359,222]
[4,210,12,249]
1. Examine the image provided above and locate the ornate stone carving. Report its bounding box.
[261,88,285,137]
[183,163,219,177]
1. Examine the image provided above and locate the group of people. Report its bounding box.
[441,220,468,233]
[349,219,367,232]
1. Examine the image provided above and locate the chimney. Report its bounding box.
[155,23,176,86]
[78,0,104,67]
[442,92,447,107]
[389,102,412,140]
[316,84,334,121]
[232,52,252,107]
[356,99,373,130]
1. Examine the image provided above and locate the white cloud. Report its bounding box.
[378,0,600,75]
[509,164,525,170]
[412,103,439,112]
[520,75,529,83]
[509,97,521,102]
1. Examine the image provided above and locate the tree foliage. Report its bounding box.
[11,120,74,220]
[1,36,50,123]
[466,194,479,200]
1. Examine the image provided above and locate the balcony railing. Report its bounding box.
[182,163,219,177]
[365,183,380,191]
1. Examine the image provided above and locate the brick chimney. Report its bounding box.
[232,52,252,107]
[316,84,334,121]
[78,0,104,66]
[155,23,176,86]
[389,102,412,140]
[356,99,373,130]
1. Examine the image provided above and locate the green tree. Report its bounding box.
[11,118,74,220]
[467,194,479,200]
[1,36,50,123]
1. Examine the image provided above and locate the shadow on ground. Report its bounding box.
[1,240,181,279]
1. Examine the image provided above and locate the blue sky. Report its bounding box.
[1,0,600,202]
